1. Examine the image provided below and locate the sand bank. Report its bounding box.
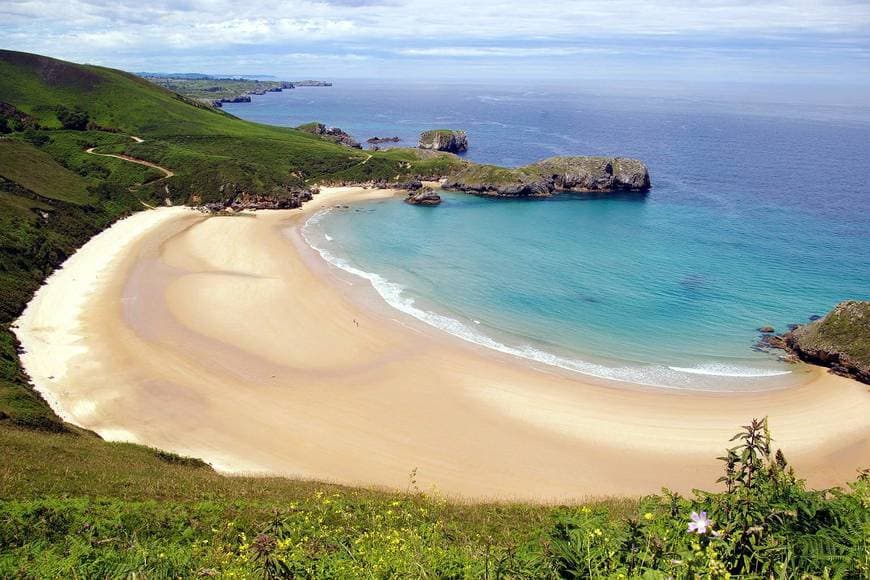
[14,188,870,501]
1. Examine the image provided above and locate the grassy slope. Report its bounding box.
[0,141,93,204]
[0,50,464,201]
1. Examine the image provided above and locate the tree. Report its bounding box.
[55,105,90,130]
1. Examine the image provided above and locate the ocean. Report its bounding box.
[224,81,870,391]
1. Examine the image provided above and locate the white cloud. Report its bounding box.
[1,0,868,79]
[398,47,621,57]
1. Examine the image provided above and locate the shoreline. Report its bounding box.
[297,208,802,394]
[13,187,870,501]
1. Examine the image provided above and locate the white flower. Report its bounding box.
[687,511,712,534]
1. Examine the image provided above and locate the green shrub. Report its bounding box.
[54,106,89,131]
[549,418,870,579]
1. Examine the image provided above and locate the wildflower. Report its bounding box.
[643,512,654,521]
[594,528,603,536]
[687,511,712,534]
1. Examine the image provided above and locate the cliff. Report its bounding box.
[297,122,362,149]
[419,130,468,153]
[442,156,650,197]
[781,301,870,384]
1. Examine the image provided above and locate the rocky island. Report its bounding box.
[778,301,870,384]
[442,156,651,197]
[419,129,468,153]
[405,187,442,205]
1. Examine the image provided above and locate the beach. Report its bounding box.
[14,187,870,501]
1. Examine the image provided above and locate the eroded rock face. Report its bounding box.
[299,123,362,149]
[405,188,442,206]
[367,136,401,144]
[442,156,651,197]
[782,301,870,384]
[534,157,651,192]
[418,130,468,153]
[201,187,315,211]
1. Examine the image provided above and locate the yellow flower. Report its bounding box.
[644,512,654,521]
[594,528,603,536]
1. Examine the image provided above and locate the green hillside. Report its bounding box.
[0,140,92,204]
[0,51,867,577]
[0,50,464,205]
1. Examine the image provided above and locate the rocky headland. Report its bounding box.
[418,130,468,153]
[442,156,651,197]
[297,123,362,149]
[773,301,870,385]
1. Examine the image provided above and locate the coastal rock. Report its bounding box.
[298,122,362,149]
[373,179,423,191]
[442,156,651,197]
[367,136,401,144]
[758,326,775,333]
[534,157,652,193]
[405,188,441,206]
[779,301,870,384]
[418,130,468,153]
[203,186,315,211]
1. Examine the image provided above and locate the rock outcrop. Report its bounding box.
[367,136,401,144]
[418,130,468,153]
[298,123,362,149]
[405,188,441,206]
[200,185,315,212]
[442,156,650,197]
[780,301,870,384]
[211,95,251,107]
[373,179,423,191]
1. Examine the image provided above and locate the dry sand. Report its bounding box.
[14,187,870,501]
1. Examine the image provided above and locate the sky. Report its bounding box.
[2,0,869,85]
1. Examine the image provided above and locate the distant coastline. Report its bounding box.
[137,73,332,108]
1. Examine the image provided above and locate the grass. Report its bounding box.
[0,49,465,204]
[0,421,866,577]
[0,140,93,204]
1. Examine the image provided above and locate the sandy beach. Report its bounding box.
[14,187,870,501]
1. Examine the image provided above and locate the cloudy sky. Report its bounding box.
[2,0,869,83]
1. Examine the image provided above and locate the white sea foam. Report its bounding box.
[324,233,333,241]
[301,209,790,392]
[668,364,792,378]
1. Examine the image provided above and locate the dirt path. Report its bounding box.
[85,136,174,178]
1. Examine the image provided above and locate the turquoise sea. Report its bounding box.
[225,81,870,391]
